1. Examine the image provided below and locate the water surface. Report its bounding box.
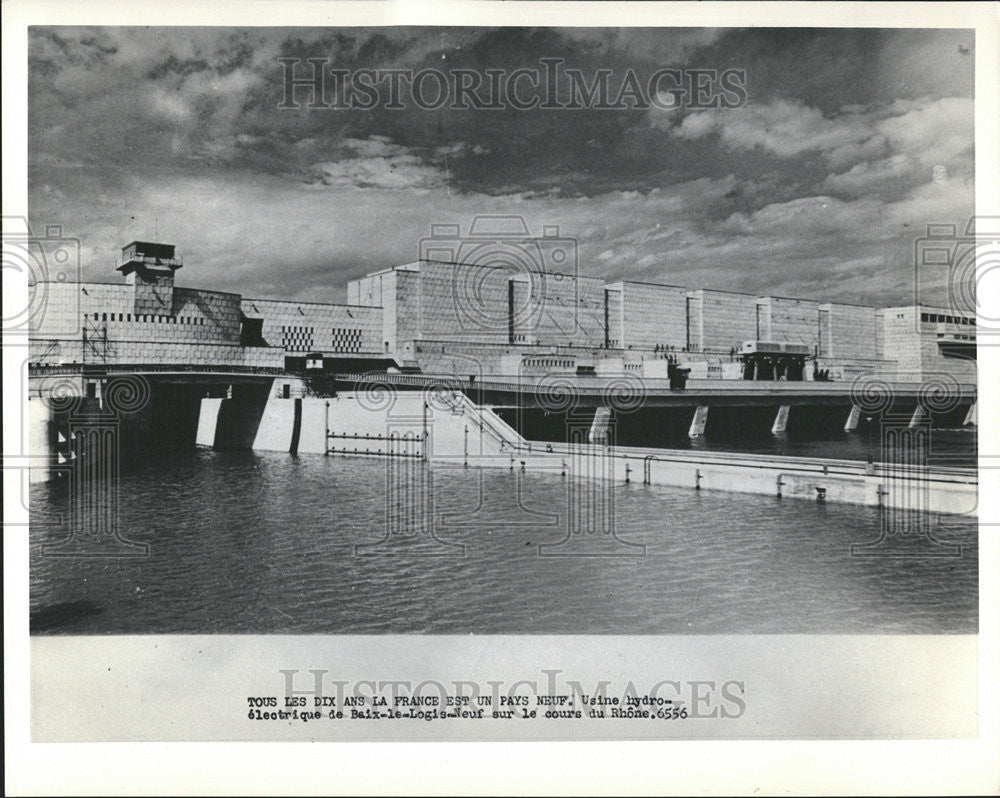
[30,449,978,635]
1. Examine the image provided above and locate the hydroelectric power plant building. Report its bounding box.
[29,239,977,382]
[26,238,977,513]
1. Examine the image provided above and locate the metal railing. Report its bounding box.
[326,431,424,459]
[339,371,977,398]
[29,363,287,376]
[433,389,527,450]
[323,374,977,488]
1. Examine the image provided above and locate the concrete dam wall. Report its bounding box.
[26,374,975,513]
[29,379,216,483]
[197,381,515,459]
[190,382,976,515]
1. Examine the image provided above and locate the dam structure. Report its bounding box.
[27,238,977,511]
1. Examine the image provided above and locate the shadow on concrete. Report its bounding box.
[213,382,272,449]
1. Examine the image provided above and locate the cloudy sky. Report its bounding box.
[28,26,974,305]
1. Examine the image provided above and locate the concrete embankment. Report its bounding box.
[192,383,977,515]
[196,380,514,458]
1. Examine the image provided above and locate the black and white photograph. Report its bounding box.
[4,1,999,795]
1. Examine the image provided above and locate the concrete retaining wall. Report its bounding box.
[194,389,977,514]
[195,387,516,460]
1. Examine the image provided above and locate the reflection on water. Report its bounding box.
[30,449,977,635]
[695,428,977,466]
[495,406,978,467]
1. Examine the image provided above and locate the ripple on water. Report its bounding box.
[29,449,978,635]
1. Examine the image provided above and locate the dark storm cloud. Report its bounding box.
[28,26,974,306]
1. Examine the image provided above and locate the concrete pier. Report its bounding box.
[589,407,612,444]
[844,405,861,431]
[771,405,790,435]
[688,406,709,438]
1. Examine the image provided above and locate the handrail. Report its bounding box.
[338,371,977,480]
[29,363,288,376]
[339,371,977,397]
[437,390,527,450]
[506,439,976,483]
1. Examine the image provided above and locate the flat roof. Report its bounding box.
[689,286,760,298]
[122,240,174,248]
[880,304,975,315]
[32,280,241,299]
[414,259,602,283]
[610,279,690,290]
[242,297,383,310]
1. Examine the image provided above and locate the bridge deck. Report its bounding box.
[337,372,977,407]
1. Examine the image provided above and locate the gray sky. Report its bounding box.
[28,26,974,306]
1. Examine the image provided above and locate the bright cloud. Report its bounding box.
[27,27,976,309]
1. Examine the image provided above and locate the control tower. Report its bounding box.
[117,241,183,316]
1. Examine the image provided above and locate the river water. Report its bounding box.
[30,448,977,635]
[693,428,977,464]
